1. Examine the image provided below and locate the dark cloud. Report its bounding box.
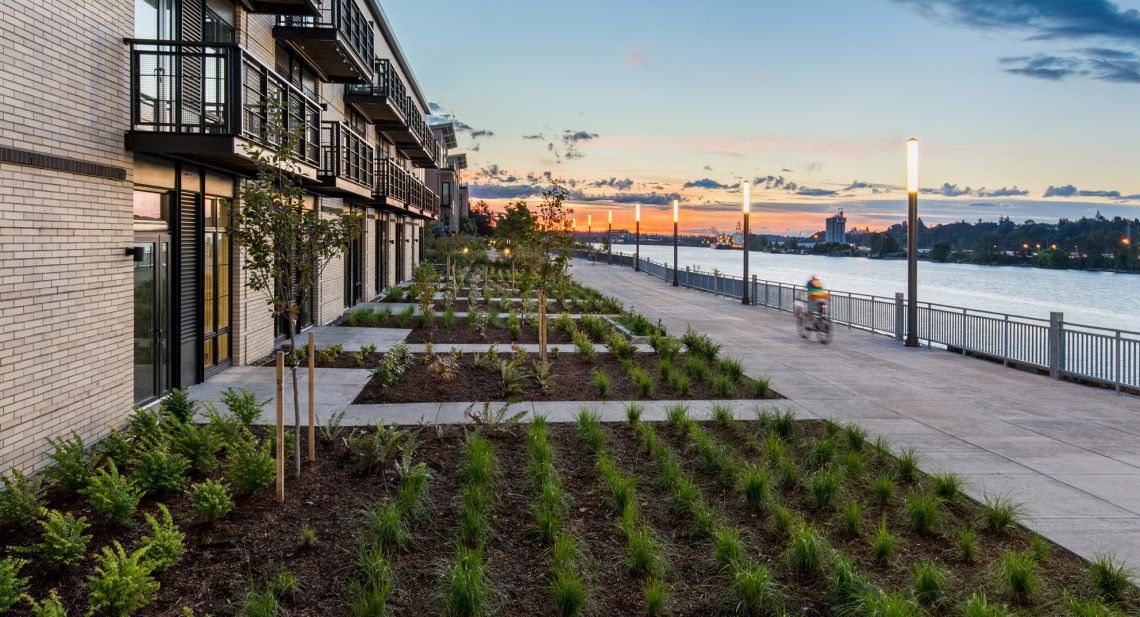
[591,177,635,190]
[683,178,740,190]
[522,133,545,140]
[897,1,1140,85]
[428,102,445,113]
[468,184,541,199]
[796,187,839,197]
[470,129,495,139]
[978,186,1030,197]
[571,191,681,206]
[562,130,599,143]
[703,165,713,171]
[922,183,975,197]
[782,168,794,173]
[1043,184,1139,199]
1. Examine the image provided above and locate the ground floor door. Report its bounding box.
[134,234,171,405]
[375,218,387,293]
[344,231,364,308]
[395,222,405,284]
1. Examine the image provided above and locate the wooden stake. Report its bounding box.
[275,350,285,504]
[307,330,316,462]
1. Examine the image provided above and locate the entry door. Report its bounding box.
[134,234,171,404]
[395,222,405,283]
[375,219,387,293]
[344,229,364,308]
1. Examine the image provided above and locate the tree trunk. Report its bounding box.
[538,290,548,362]
[288,323,302,479]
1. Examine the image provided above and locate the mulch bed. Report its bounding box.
[353,353,776,404]
[5,422,1129,616]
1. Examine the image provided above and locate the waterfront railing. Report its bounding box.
[578,249,1139,393]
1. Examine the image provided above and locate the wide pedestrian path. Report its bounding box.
[571,259,1140,567]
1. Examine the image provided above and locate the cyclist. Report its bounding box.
[805,275,829,326]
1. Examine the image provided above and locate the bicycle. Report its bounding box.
[795,299,833,344]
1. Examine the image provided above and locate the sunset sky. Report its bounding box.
[385,0,1140,234]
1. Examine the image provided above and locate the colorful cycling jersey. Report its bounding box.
[806,278,829,300]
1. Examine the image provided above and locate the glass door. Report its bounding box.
[134,234,171,404]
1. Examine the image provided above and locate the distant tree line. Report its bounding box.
[845,213,1137,270]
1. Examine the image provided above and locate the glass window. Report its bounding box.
[203,8,235,43]
[133,190,168,221]
[202,197,232,370]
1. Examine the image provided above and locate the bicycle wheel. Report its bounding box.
[797,315,808,339]
[816,319,833,344]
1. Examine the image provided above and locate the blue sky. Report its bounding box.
[384,0,1140,233]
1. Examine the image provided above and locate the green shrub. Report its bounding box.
[236,581,285,617]
[222,387,267,426]
[895,448,920,483]
[571,331,595,362]
[748,375,772,398]
[859,590,922,617]
[643,577,669,617]
[680,326,720,362]
[160,388,197,424]
[580,314,609,340]
[903,488,939,536]
[829,556,872,608]
[808,468,842,511]
[842,501,864,537]
[170,420,221,475]
[683,354,712,383]
[1088,553,1133,602]
[443,546,489,617]
[0,467,43,528]
[366,501,412,551]
[575,409,605,456]
[138,504,184,573]
[983,496,1024,534]
[98,429,133,469]
[44,431,89,492]
[0,558,29,612]
[719,357,744,381]
[33,508,91,566]
[739,465,771,509]
[187,479,234,522]
[844,423,869,451]
[1066,596,1129,617]
[127,406,166,444]
[593,369,610,398]
[732,564,777,614]
[960,593,1014,617]
[299,522,318,548]
[606,330,636,361]
[204,406,246,452]
[227,438,275,493]
[1000,550,1038,604]
[712,525,745,571]
[551,567,587,617]
[463,434,495,486]
[82,460,142,526]
[771,410,797,440]
[669,372,691,396]
[1029,533,1051,562]
[871,516,895,565]
[650,334,682,362]
[24,589,66,617]
[838,450,867,479]
[872,474,895,506]
[785,524,828,579]
[711,373,735,397]
[931,472,964,501]
[87,541,159,617]
[808,437,837,469]
[912,561,950,606]
[351,545,393,616]
[958,529,977,563]
[624,524,661,578]
[131,440,189,495]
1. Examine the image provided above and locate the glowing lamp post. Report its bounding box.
[634,203,641,271]
[607,208,613,263]
[587,214,593,261]
[741,180,751,305]
[672,199,680,287]
[905,138,919,347]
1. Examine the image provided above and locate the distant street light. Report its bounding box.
[741,180,751,305]
[587,213,592,260]
[672,199,680,287]
[635,203,641,271]
[905,138,919,348]
[607,208,613,263]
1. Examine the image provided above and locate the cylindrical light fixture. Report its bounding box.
[634,203,641,271]
[905,138,919,347]
[672,199,679,287]
[741,180,751,305]
[607,208,613,263]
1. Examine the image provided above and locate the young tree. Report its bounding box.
[231,107,360,478]
[517,184,574,362]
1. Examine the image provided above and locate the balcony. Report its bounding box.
[314,122,374,198]
[238,0,319,16]
[344,59,408,124]
[392,103,439,168]
[274,0,373,83]
[373,159,438,219]
[126,40,321,178]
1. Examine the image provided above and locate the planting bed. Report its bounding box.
[352,352,775,404]
[6,412,1132,617]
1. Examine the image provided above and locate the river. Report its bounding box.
[600,243,1140,333]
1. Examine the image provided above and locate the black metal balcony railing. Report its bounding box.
[276,0,373,76]
[346,59,407,118]
[376,159,439,218]
[128,40,321,167]
[320,122,374,188]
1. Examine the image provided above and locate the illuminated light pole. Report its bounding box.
[634,203,641,271]
[905,138,919,347]
[587,213,593,261]
[607,208,613,264]
[572,217,577,245]
[741,180,751,305]
[672,199,680,287]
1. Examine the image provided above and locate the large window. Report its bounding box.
[203,197,231,370]
[134,0,175,39]
[441,181,452,207]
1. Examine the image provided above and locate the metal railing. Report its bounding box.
[346,58,407,118]
[578,250,1140,393]
[276,0,373,69]
[375,159,438,217]
[128,40,322,167]
[320,121,373,188]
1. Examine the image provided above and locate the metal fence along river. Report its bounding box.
[578,250,1140,393]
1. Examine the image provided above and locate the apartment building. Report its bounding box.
[0,0,449,472]
[425,123,469,234]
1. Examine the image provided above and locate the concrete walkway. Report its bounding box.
[571,259,1140,567]
[288,326,651,353]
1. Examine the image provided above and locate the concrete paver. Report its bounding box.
[570,258,1140,566]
